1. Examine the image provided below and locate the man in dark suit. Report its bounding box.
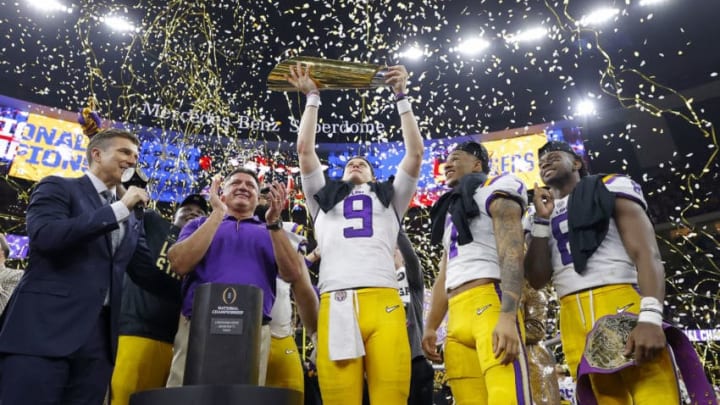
[0,128,173,404]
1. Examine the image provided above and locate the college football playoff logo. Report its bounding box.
[222,287,238,305]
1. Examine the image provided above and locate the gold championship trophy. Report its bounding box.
[267,56,389,91]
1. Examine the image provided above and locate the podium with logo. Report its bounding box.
[130,283,302,405]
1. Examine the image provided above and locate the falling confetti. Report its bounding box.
[0,0,718,385]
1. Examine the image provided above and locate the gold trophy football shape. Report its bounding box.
[266,56,390,91]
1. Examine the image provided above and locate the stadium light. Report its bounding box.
[455,37,490,56]
[639,0,668,6]
[399,46,424,61]
[101,15,138,33]
[26,0,72,13]
[575,100,597,117]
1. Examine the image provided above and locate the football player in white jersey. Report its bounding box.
[286,63,423,405]
[265,221,318,397]
[524,140,680,403]
[252,187,319,396]
[422,141,532,404]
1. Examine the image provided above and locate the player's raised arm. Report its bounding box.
[385,65,423,178]
[287,62,322,176]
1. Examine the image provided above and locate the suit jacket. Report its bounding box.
[0,175,176,362]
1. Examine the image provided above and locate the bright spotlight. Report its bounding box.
[575,100,597,116]
[578,7,620,27]
[506,27,547,43]
[27,0,72,13]
[399,46,424,60]
[102,15,138,33]
[639,0,668,5]
[455,37,490,56]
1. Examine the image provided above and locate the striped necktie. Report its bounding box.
[101,190,121,254]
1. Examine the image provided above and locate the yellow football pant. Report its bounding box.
[559,284,679,404]
[317,288,410,405]
[266,335,304,395]
[110,335,173,405]
[443,283,532,405]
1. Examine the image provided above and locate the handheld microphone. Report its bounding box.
[122,167,149,221]
[134,203,145,220]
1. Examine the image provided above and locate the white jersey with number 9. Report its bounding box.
[302,167,418,293]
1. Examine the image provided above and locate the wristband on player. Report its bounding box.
[306,93,320,108]
[530,223,551,238]
[396,99,412,115]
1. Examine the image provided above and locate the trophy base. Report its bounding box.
[130,384,302,405]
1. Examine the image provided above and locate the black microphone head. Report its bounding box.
[134,203,145,220]
[122,167,149,188]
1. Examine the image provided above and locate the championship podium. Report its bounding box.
[130,284,302,405]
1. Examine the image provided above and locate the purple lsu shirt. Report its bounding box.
[178,215,278,318]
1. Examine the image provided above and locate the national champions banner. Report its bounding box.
[9,113,88,181]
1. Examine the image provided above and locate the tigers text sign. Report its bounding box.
[433,133,548,187]
[484,133,547,187]
[9,114,88,181]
